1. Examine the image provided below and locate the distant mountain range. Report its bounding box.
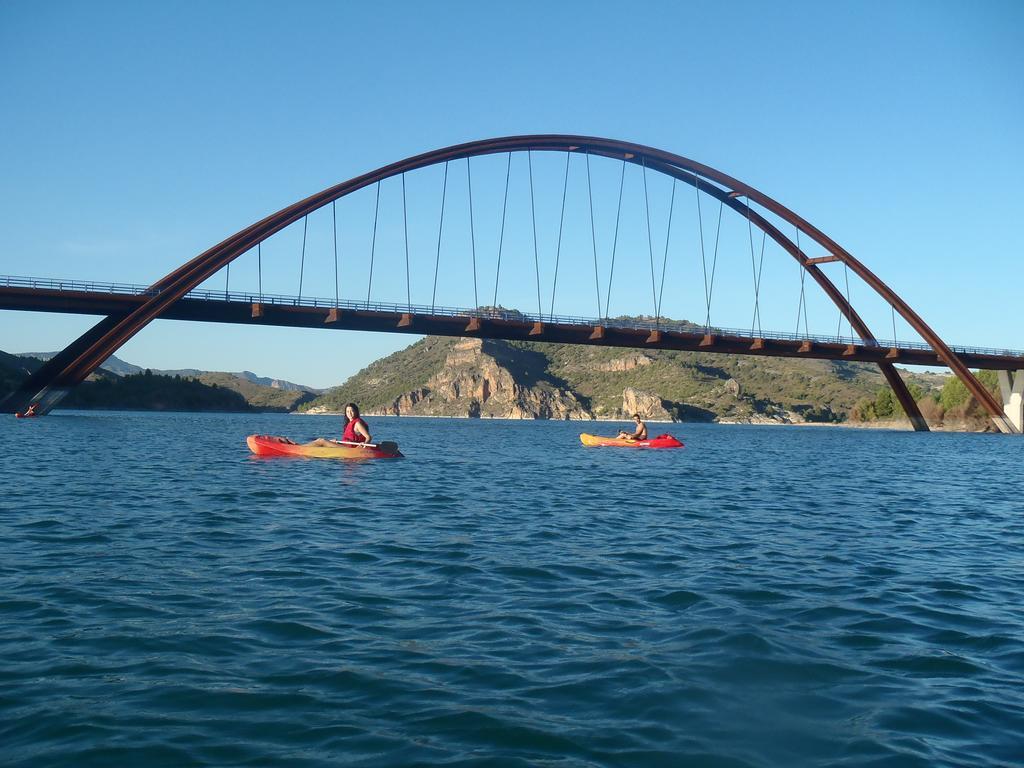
[16,352,321,394]
[5,352,321,412]
[5,337,969,426]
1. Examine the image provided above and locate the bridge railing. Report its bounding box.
[2,274,161,297]
[4,273,1022,359]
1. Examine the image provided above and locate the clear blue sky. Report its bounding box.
[1,0,1021,388]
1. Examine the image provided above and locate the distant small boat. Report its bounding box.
[246,434,402,459]
[579,433,684,449]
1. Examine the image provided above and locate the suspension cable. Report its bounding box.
[891,304,898,348]
[696,176,710,328]
[432,161,448,313]
[836,276,843,340]
[745,197,762,336]
[466,158,479,311]
[642,157,659,321]
[656,178,677,322]
[706,200,724,330]
[333,200,339,307]
[549,152,571,321]
[367,181,380,304]
[402,173,411,311]
[528,150,542,317]
[795,227,804,335]
[794,227,811,337]
[798,241,806,335]
[843,261,853,340]
[754,229,766,336]
[604,159,626,322]
[225,260,230,300]
[585,151,601,319]
[298,214,308,302]
[492,152,511,308]
[257,241,262,301]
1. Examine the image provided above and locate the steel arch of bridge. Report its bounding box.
[6,135,1012,432]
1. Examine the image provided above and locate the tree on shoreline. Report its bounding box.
[851,371,999,427]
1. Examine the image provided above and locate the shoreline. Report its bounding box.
[295,411,989,432]
[40,408,990,432]
[296,411,680,424]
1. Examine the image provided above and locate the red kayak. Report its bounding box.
[580,433,684,448]
[246,434,403,459]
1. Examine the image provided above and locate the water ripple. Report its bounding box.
[1,413,1023,767]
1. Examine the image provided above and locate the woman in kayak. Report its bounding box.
[340,403,371,444]
[617,413,648,441]
[310,402,371,447]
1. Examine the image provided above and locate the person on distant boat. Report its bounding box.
[340,402,371,444]
[617,413,648,441]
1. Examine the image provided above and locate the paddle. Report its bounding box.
[332,438,400,453]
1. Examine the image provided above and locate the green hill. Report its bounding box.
[301,334,933,424]
[0,351,41,396]
[61,369,252,412]
[0,351,319,412]
[1,354,250,412]
[533,342,887,421]
[194,372,316,412]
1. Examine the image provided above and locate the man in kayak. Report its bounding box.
[617,413,648,442]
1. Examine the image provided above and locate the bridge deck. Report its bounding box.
[3,278,1022,371]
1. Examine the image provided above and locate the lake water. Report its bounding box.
[2,412,1023,767]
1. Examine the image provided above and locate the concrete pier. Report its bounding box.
[997,370,1024,434]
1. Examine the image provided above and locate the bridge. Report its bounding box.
[3,135,1022,432]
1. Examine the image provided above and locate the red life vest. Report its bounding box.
[342,417,367,443]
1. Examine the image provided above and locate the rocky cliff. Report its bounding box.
[309,338,593,419]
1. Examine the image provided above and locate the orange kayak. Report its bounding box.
[580,433,684,449]
[246,434,403,459]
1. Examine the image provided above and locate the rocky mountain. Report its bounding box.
[304,337,592,419]
[302,336,929,424]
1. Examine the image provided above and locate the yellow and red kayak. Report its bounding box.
[580,433,684,449]
[246,434,402,459]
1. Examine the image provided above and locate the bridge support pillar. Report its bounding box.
[997,370,1024,434]
[878,362,929,431]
